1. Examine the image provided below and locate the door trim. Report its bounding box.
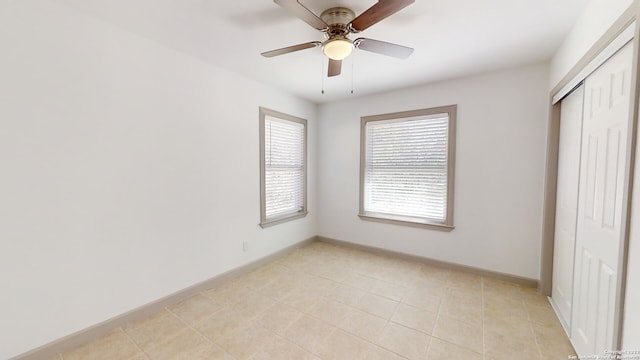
[553,25,635,104]
[616,3,640,350]
[550,6,637,100]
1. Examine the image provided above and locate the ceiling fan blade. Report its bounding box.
[354,38,413,59]
[328,59,342,77]
[261,41,321,57]
[274,0,328,30]
[349,0,414,32]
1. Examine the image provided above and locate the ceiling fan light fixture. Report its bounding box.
[323,38,353,60]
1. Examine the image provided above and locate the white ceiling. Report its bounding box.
[54,0,590,104]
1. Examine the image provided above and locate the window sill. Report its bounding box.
[358,213,454,231]
[260,211,308,228]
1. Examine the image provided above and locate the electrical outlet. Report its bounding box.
[242,241,249,252]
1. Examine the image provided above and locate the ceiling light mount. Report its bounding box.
[321,7,355,38]
[320,7,355,26]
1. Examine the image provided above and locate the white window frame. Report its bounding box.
[259,107,308,228]
[359,105,456,230]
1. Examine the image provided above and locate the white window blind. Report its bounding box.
[263,114,306,223]
[363,113,450,224]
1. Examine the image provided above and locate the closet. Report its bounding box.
[550,39,633,357]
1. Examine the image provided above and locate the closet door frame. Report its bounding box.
[540,4,640,351]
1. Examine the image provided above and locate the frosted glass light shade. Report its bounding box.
[323,39,353,60]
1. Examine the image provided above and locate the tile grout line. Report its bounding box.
[254,294,320,360]
[119,327,150,359]
[161,304,237,359]
[429,279,445,360]
[309,272,417,360]
[420,274,440,359]
[164,305,214,344]
[424,335,434,360]
[525,300,545,360]
[259,265,370,359]
[261,296,322,359]
[374,301,398,358]
[481,276,486,360]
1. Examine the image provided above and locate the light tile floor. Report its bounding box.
[53,241,576,360]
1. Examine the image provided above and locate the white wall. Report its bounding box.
[549,0,633,89]
[316,63,549,280]
[0,1,317,358]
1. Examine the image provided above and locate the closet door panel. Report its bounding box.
[551,84,584,330]
[571,42,632,357]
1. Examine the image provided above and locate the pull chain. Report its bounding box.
[351,54,355,95]
[321,56,325,94]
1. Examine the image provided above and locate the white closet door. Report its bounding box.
[552,84,584,331]
[571,42,633,357]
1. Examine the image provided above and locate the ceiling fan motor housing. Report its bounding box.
[321,7,355,38]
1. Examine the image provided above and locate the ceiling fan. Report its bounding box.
[261,0,415,77]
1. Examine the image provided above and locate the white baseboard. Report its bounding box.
[317,236,539,288]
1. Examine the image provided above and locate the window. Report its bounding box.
[259,107,307,227]
[359,105,456,229]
